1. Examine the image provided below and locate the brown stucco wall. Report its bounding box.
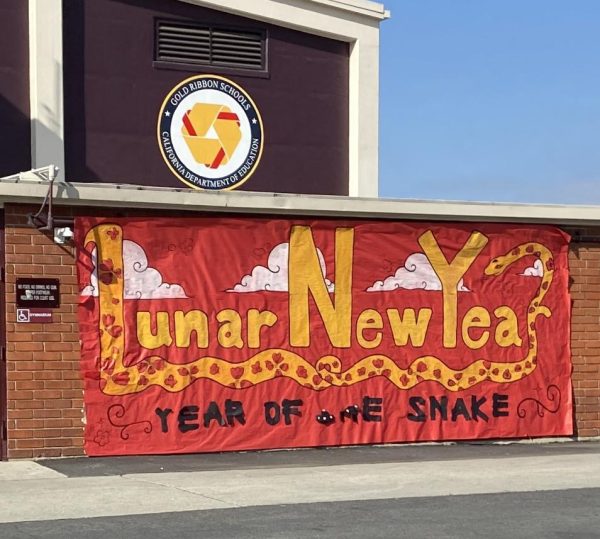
[63,0,349,195]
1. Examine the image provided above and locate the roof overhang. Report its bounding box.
[1,178,599,227]
[180,0,390,36]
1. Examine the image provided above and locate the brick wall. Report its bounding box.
[2,204,600,458]
[4,204,83,458]
[568,229,600,437]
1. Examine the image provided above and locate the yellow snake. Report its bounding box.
[83,224,553,395]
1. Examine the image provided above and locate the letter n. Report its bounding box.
[288,226,354,348]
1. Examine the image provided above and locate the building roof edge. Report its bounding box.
[1,178,599,226]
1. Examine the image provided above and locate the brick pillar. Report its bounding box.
[569,231,600,437]
[4,204,84,458]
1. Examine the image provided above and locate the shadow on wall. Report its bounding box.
[0,93,31,178]
[63,0,94,182]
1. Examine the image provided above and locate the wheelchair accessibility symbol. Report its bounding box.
[17,309,30,323]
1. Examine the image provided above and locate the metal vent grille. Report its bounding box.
[156,21,264,70]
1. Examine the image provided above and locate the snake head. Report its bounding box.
[484,257,507,276]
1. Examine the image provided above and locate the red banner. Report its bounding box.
[76,217,572,456]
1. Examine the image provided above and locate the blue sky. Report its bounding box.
[378,1,600,204]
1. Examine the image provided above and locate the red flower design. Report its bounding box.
[94,430,110,447]
[106,325,123,338]
[251,362,262,374]
[100,358,115,375]
[112,371,130,386]
[164,375,177,388]
[102,314,115,328]
[106,227,119,240]
[98,259,122,285]
[136,361,148,373]
[231,367,245,380]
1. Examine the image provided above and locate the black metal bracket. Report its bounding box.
[26,166,75,231]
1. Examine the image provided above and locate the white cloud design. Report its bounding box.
[520,258,543,277]
[81,240,188,299]
[367,253,470,292]
[228,242,334,292]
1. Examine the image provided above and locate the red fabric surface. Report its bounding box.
[76,216,572,456]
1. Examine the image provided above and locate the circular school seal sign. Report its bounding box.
[157,75,263,190]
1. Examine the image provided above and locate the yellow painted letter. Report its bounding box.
[175,310,208,348]
[289,226,354,348]
[137,311,172,349]
[494,306,523,347]
[247,309,278,349]
[462,306,491,349]
[419,230,488,348]
[386,308,432,347]
[217,309,244,349]
[357,309,383,349]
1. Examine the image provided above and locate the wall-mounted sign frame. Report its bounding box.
[16,278,60,308]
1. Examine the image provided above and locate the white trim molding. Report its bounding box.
[28,0,65,182]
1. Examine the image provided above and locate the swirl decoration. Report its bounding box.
[107,404,153,440]
[83,224,555,396]
[517,385,561,418]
